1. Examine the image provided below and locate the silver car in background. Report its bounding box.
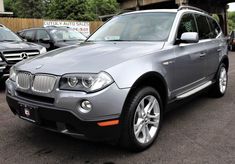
[6,6,229,151]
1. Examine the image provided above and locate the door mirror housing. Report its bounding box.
[39,38,50,43]
[179,32,199,44]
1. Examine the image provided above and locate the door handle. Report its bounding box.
[199,52,206,58]
[217,48,222,52]
[163,60,175,65]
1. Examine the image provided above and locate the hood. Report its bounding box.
[16,42,164,75]
[0,41,42,51]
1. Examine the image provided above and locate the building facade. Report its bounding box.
[0,0,4,12]
[117,0,235,35]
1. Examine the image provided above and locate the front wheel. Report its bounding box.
[120,87,163,151]
[209,64,228,98]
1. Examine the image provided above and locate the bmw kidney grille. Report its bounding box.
[16,72,57,93]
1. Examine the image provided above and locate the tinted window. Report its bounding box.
[207,17,221,38]
[36,30,50,41]
[49,29,86,41]
[195,14,211,39]
[25,30,35,42]
[177,14,197,39]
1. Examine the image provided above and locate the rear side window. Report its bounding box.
[36,30,50,41]
[195,14,211,40]
[207,17,221,38]
[24,30,35,42]
[177,13,197,39]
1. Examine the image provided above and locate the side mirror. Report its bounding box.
[180,32,199,44]
[39,38,50,43]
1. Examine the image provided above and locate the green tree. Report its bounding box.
[14,0,46,18]
[45,0,87,20]
[46,0,119,21]
[84,0,119,20]
[4,0,14,12]
[4,0,46,18]
[228,12,235,33]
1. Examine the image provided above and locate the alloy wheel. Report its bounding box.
[219,67,227,94]
[133,95,160,144]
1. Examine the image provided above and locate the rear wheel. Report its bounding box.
[120,87,162,151]
[209,64,228,98]
[229,45,233,51]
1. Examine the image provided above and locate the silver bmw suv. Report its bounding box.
[6,6,229,151]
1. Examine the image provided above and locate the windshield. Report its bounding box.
[88,12,176,42]
[0,28,22,42]
[49,29,86,41]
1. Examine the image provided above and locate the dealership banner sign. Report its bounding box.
[44,20,90,36]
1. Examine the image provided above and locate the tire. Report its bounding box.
[120,86,163,151]
[209,63,228,98]
[0,77,5,90]
[229,45,234,51]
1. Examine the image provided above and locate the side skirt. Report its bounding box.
[176,81,212,100]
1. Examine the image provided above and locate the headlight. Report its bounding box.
[39,47,47,54]
[59,72,114,92]
[9,67,17,81]
[0,57,2,62]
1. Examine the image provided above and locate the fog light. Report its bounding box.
[79,100,92,113]
[6,84,14,96]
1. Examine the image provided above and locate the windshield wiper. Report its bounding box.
[58,39,85,42]
[0,39,17,42]
[86,40,129,42]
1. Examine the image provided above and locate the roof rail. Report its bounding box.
[178,5,208,14]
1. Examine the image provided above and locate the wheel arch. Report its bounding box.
[220,56,229,71]
[123,71,168,109]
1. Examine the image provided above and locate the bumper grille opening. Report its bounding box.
[16,91,55,104]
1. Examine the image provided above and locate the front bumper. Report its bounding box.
[6,79,130,141]
[7,95,122,141]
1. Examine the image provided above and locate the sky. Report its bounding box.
[228,3,235,11]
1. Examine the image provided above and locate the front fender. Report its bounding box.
[106,54,167,89]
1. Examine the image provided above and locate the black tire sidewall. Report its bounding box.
[121,87,163,151]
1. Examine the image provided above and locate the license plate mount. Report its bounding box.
[18,103,38,123]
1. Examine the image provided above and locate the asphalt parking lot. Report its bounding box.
[0,52,235,164]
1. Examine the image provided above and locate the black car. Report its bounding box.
[17,27,87,51]
[0,26,46,82]
[229,30,235,51]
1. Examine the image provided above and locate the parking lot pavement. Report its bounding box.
[0,53,235,164]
